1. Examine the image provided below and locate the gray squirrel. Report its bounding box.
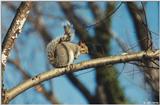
[46,21,88,68]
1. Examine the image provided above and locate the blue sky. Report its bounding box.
[2,1,159,104]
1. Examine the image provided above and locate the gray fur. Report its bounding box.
[47,41,80,68]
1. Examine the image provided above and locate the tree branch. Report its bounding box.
[2,1,32,70]
[4,50,159,103]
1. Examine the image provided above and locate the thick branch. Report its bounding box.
[4,50,159,103]
[2,1,32,70]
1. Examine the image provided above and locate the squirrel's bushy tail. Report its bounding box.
[46,20,74,66]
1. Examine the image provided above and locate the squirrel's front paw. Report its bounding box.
[66,64,74,71]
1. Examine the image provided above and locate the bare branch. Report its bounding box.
[2,1,32,70]
[4,50,159,103]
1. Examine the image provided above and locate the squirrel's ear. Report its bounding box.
[79,41,85,46]
[79,40,86,44]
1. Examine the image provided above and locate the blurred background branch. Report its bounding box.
[126,2,159,101]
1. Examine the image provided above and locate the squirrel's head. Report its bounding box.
[78,41,89,54]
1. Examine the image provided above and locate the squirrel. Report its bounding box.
[46,21,88,68]
[47,41,88,67]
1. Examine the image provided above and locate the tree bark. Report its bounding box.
[3,49,159,103]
